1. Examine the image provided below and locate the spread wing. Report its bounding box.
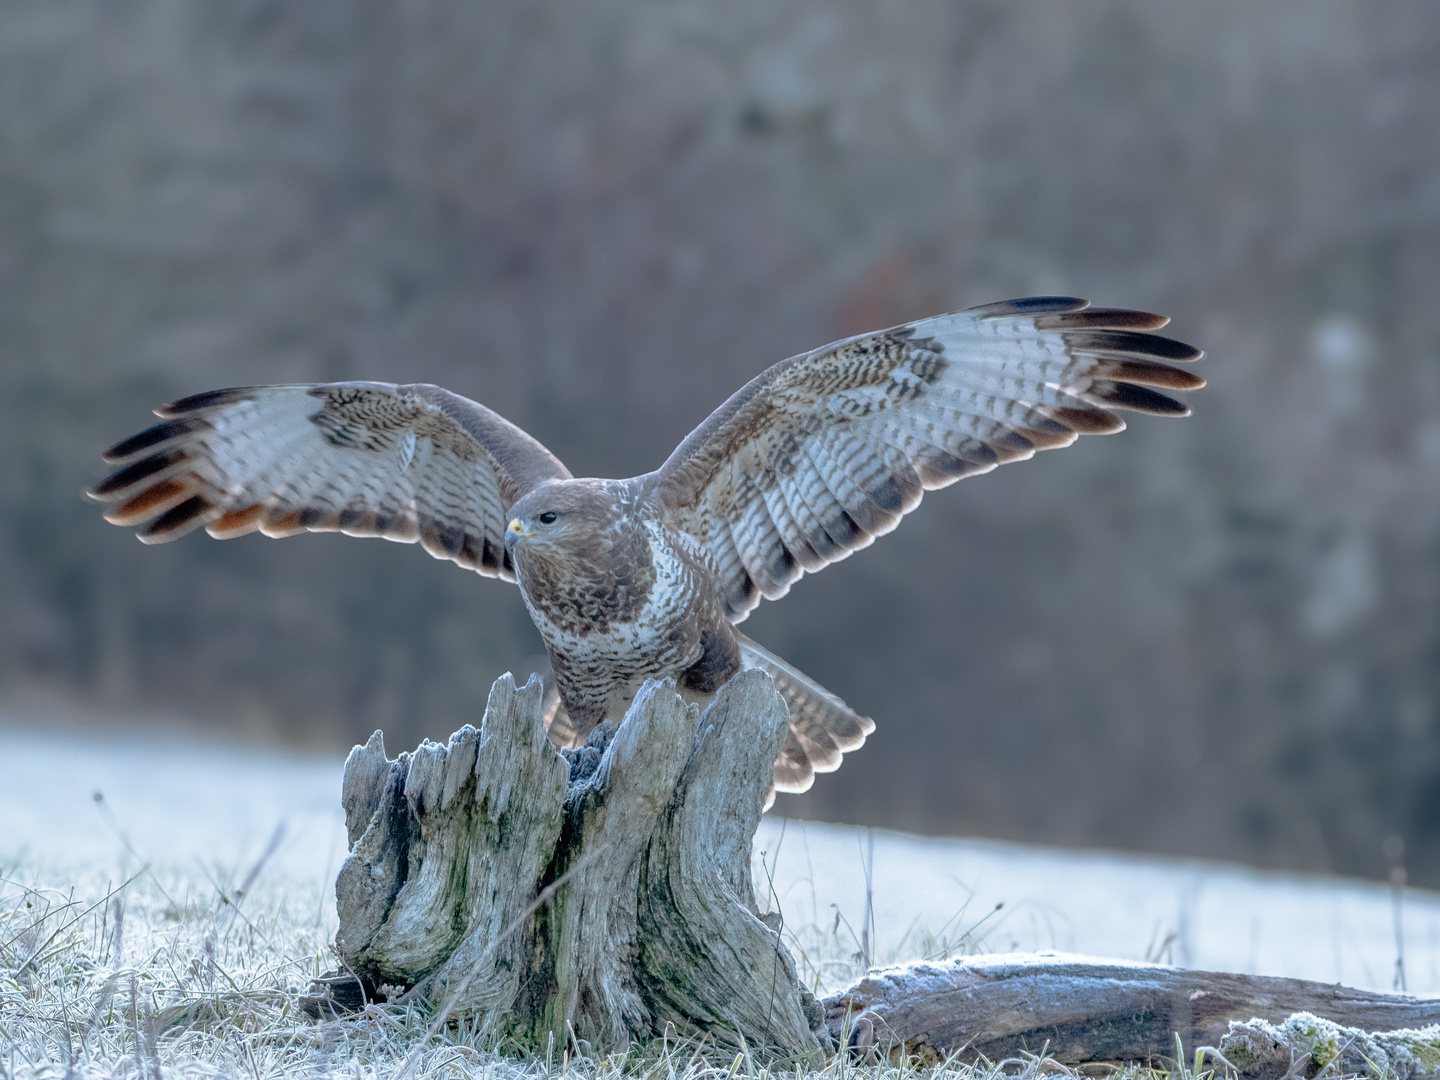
[652,297,1204,620]
[89,382,572,580]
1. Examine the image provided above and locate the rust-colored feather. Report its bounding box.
[208,504,265,539]
[105,479,191,525]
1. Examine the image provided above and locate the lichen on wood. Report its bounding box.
[306,668,829,1061]
[1220,1011,1440,1080]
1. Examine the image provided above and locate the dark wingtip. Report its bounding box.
[1065,329,1204,363]
[970,296,1090,318]
[1090,381,1192,416]
[138,495,214,543]
[1035,308,1171,331]
[90,449,187,498]
[156,387,256,418]
[103,417,208,463]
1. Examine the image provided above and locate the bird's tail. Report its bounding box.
[541,634,875,809]
[735,631,875,808]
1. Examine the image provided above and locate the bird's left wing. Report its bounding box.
[89,382,572,580]
[651,297,1203,621]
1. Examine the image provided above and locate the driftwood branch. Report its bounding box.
[304,669,828,1061]
[824,954,1440,1074]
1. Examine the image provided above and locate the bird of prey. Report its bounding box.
[90,296,1202,800]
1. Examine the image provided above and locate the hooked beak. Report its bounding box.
[505,517,535,552]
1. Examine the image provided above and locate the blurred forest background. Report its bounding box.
[2,1,1438,884]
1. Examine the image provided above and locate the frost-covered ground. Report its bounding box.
[5,721,1438,996]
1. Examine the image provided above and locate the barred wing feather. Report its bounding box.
[88,382,571,580]
[653,297,1203,621]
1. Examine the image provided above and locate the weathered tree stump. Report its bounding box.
[304,669,829,1060]
[302,670,1440,1072]
[824,954,1440,1074]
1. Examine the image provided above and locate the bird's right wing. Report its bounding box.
[89,382,572,580]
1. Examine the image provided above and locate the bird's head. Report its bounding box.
[505,479,622,561]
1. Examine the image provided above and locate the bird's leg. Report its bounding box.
[605,678,715,727]
[547,651,608,743]
[677,685,720,714]
[542,686,581,748]
[559,693,607,744]
[678,620,743,695]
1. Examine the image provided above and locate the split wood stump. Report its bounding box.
[305,668,830,1060]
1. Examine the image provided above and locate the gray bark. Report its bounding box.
[303,669,828,1061]
[824,954,1440,1072]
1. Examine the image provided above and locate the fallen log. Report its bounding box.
[302,669,829,1061]
[824,953,1440,1072]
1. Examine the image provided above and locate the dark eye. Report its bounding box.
[537,511,558,525]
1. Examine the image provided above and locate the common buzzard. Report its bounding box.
[91,296,1202,800]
